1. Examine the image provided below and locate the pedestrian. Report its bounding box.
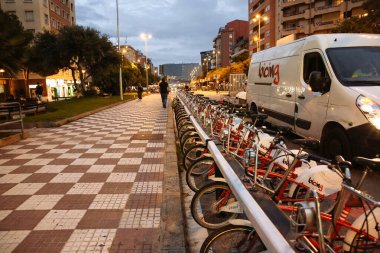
[215,82,220,94]
[137,83,143,100]
[159,76,170,108]
[35,82,43,101]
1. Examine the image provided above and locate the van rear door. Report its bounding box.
[295,49,331,138]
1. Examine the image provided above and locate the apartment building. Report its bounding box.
[0,0,76,101]
[279,0,365,40]
[0,0,75,33]
[200,50,213,74]
[248,0,277,53]
[159,63,199,82]
[213,20,249,68]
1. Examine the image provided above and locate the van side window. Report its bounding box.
[303,52,329,84]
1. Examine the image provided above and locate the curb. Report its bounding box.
[160,96,187,252]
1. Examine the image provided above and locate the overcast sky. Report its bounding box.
[76,0,248,66]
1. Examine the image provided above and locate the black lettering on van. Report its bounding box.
[258,63,280,85]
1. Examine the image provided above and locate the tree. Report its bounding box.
[57,25,120,95]
[333,0,380,33]
[0,10,33,76]
[29,31,62,76]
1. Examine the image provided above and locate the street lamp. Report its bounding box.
[116,0,123,100]
[154,69,157,84]
[140,33,152,87]
[252,14,268,52]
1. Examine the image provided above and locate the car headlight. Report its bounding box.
[356,95,380,130]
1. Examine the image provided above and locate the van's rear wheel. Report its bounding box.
[321,127,351,159]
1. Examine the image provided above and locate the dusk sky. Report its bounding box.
[76,0,248,66]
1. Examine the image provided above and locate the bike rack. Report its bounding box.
[177,94,295,253]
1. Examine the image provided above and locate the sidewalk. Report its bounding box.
[0,94,185,253]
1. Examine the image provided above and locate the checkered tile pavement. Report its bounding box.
[0,95,168,253]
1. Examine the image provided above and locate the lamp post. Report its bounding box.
[254,36,259,52]
[252,14,268,52]
[116,0,123,100]
[140,33,152,87]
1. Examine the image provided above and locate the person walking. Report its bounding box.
[35,82,43,101]
[159,76,169,108]
[137,83,143,100]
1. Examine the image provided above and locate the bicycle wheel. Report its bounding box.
[182,143,207,170]
[181,134,200,155]
[186,156,216,192]
[191,182,239,229]
[200,224,266,253]
[344,207,380,253]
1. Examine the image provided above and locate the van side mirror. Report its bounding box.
[308,71,331,94]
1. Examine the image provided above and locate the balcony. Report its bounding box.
[314,3,342,15]
[282,0,313,8]
[313,19,342,32]
[348,0,364,9]
[282,24,305,36]
[282,9,307,22]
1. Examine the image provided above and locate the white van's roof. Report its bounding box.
[252,33,380,62]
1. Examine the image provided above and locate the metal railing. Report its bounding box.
[177,94,295,253]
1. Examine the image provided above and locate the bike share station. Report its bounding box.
[173,91,380,253]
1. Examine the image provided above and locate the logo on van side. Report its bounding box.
[258,63,280,85]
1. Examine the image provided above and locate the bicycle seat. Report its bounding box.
[292,138,320,150]
[353,157,380,170]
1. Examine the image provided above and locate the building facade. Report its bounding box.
[200,50,213,74]
[0,0,75,33]
[0,0,76,101]
[213,20,249,68]
[248,0,277,53]
[279,0,365,40]
[159,63,199,82]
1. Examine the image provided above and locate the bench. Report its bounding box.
[22,102,47,116]
[0,102,23,120]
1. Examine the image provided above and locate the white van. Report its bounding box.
[247,34,380,158]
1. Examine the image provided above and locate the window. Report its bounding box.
[25,11,34,21]
[265,30,270,37]
[71,3,74,11]
[24,0,32,2]
[265,5,270,12]
[303,52,329,84]
[326,47,380,86]
[264,18,270,25]
[7,11,16,16]
[5,0,16,3]
[265,43,270,49]
[50,1,54,10]
[44,14,49,25]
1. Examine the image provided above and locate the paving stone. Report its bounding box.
[0,94,182,252]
